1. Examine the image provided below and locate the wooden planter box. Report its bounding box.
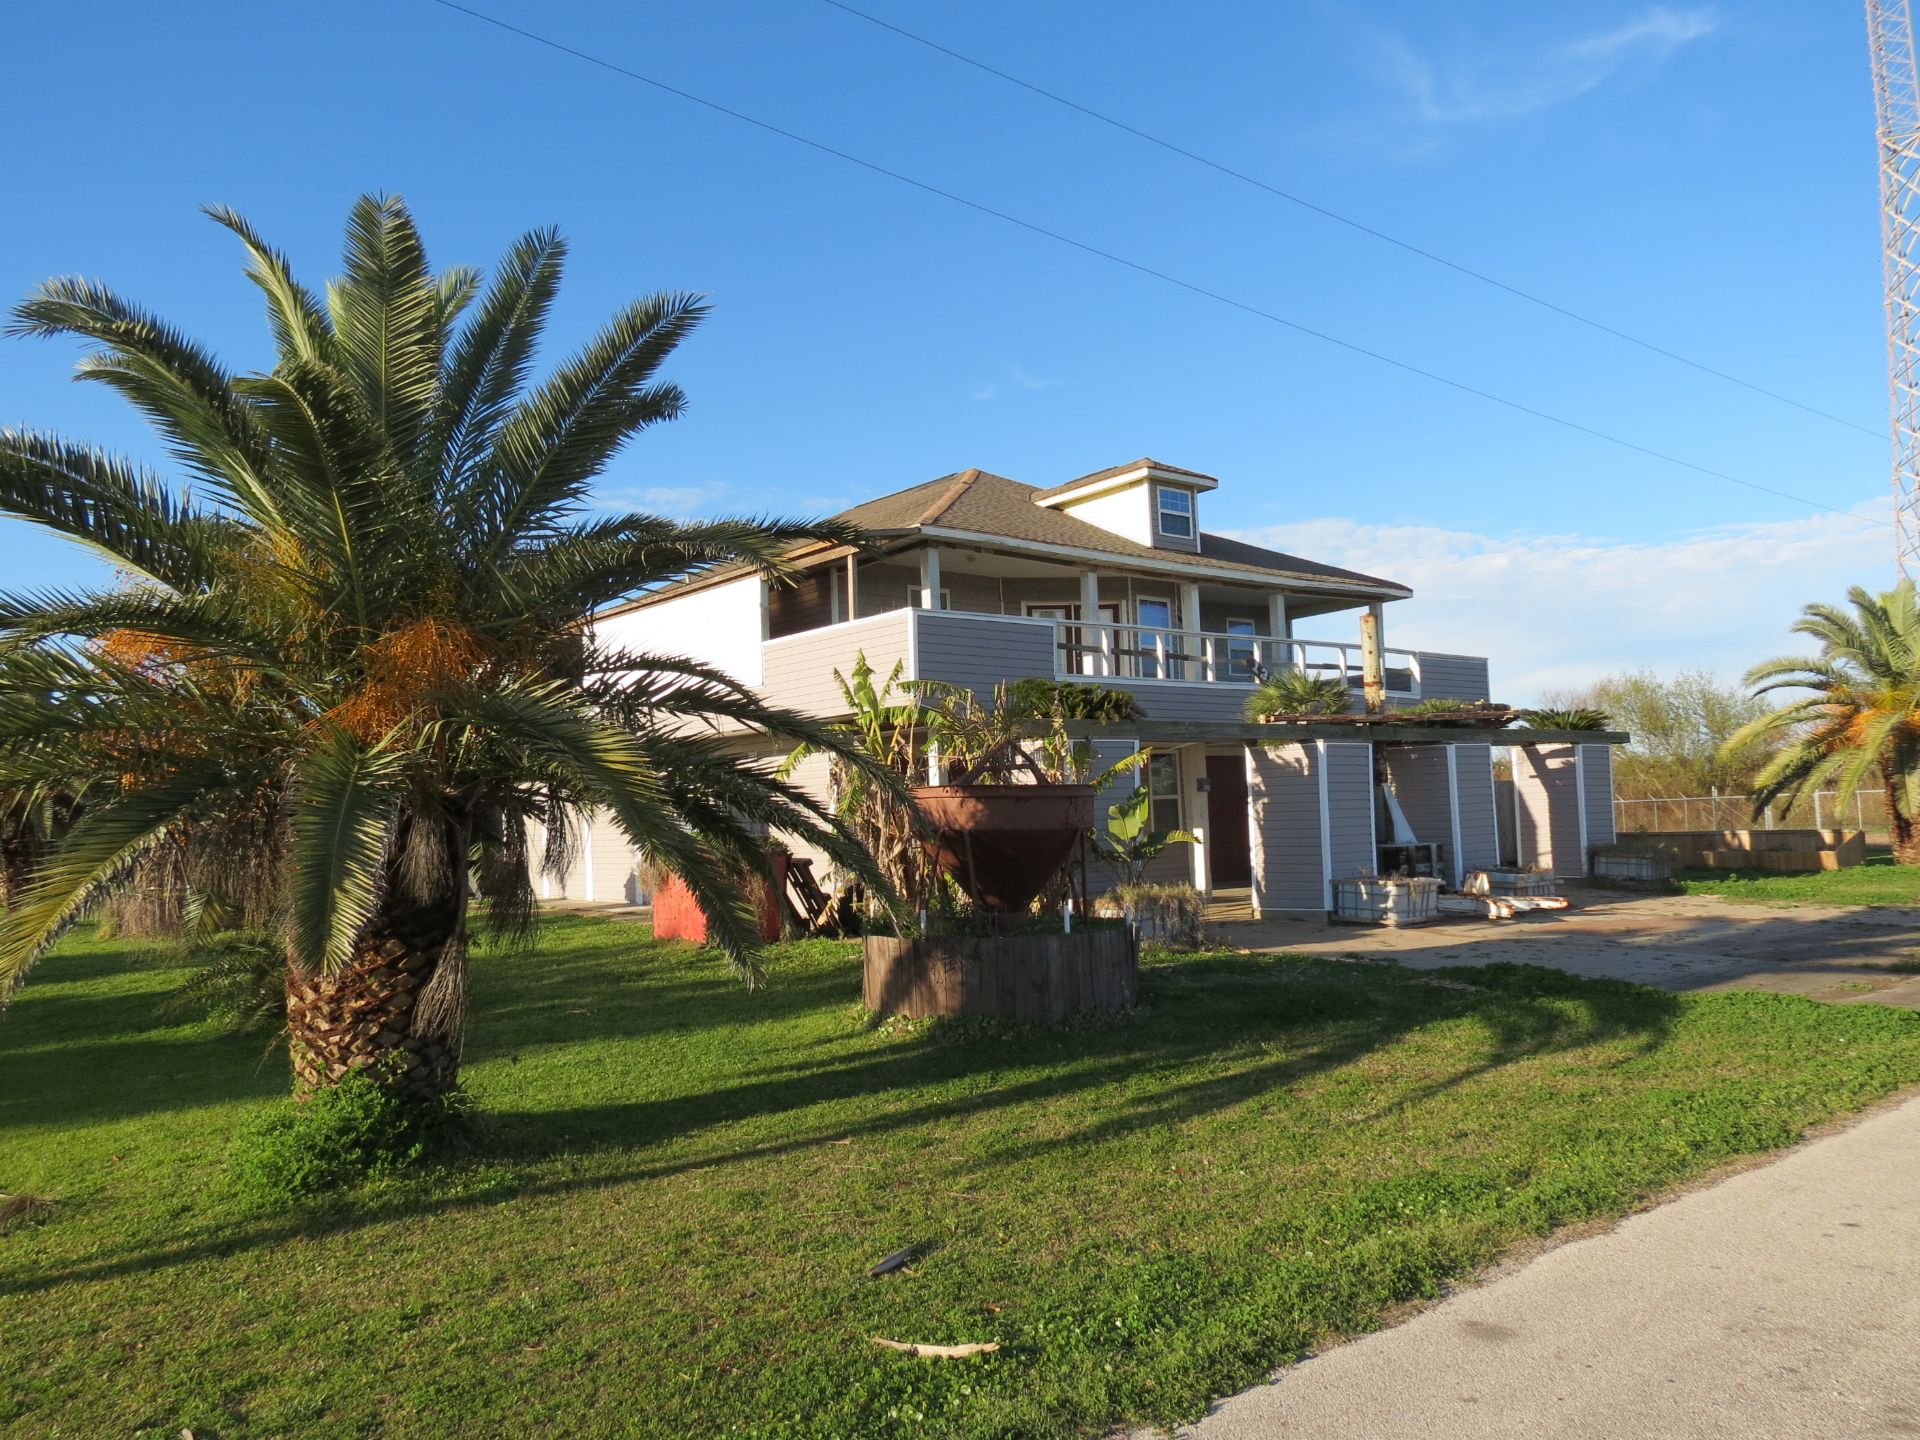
[1592,851,1672,882]
[1330,875,1441,927]
[862,929,1139,1021]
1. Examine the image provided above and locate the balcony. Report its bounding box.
[1047,618,1422,697]
[760,607,1489,722]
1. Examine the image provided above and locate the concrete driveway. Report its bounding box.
[1211,887,1920,1008]
[1152,1089,1920,1439]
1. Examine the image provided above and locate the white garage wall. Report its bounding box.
[594,574,766,689]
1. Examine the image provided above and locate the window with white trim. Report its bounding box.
[1156,485,1194,539]
[1225,617,1258,678]
[1148,751,1181,834]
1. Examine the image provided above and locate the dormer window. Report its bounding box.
[1156,486,1194,539]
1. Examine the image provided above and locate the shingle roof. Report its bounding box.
[833,468,1407,593]
[1032,456,1219,501]
[605,465,1409,615]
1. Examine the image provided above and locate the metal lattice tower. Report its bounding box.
[1870,0,1920,571]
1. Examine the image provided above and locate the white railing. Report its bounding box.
[1050,620,1421,694]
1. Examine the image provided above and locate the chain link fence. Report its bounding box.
[1614,790,1890,840]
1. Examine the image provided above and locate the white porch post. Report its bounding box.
[1267,592,1289,674]
[1079,568,1105,675]
[918,546,942,608]
[1179,581,1202,680]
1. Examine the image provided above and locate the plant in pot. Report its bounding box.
[1092,780,1200,946]
[908,680,1112,916]
[778,653,928,926]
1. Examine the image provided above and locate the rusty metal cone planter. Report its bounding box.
[911,784,1095,914]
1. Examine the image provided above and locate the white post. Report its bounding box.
[1267,593,1289,676]
[1179,581,1202,682]
[918,546,942,608]
[1079,569,1104,675]
[1814,791,1825,831]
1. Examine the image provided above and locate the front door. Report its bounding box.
[1205,754,1252,888]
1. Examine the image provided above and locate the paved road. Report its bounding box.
[1165,1092,1920,1440]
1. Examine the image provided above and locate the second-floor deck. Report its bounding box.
[761,606,1490,723]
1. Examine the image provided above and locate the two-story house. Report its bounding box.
[547,459,1617,915]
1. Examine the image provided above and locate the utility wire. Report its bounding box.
[426,0,1890,532]
[818,0,1886,443]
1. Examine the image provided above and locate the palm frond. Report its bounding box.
[325,194,442,474]
[204,203,337,368]
[287,726,402,976]
[0,429,229,590]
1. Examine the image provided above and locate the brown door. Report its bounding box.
[1205,755,1252,888]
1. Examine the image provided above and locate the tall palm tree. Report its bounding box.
[0,195,889,1100]
[1730,580,1920,864]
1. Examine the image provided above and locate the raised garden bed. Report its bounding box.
[862,927,1138,1021]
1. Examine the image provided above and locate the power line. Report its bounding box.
[818,0,1886,444]
[425,0,1890,532]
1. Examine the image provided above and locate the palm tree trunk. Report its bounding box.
[284,814,472,1102]
[284,928,460,1101]
[1886,773,1920,867]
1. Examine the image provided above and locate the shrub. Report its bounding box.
[1104,882,1205,949]
[1245,670,1351,720]
[229,1067,471,1206]
[1516,706,1611,731]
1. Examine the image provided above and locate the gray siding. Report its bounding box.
[1324,742,1376,880]
[914,610,1056,694]
[1378,744,1451,849]
[1582,745,1617,848]
[1098,680,1252,724]
[1514,744,1587,878]
[1249,743,1325,913]
[1418,653,1492,702]
[1451,744,1502,879]
[760,611,914,717]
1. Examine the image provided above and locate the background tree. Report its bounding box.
[1539,669,1771,798]
[0,195,888,1102]
[1726,581,1920,864]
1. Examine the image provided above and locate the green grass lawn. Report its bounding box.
[7,919,1920,1439]
[1675,849,1920,907]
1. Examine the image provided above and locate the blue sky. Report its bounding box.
[0,2,1891,698]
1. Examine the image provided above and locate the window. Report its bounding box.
[1156,485,1194,539]
[1134,596,1173,678]
[1148,751,1182,834]
[1225,617,1258,678]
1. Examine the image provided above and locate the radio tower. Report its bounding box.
[1870,0,1920,571]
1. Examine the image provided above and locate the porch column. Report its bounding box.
[1179,581,1203,680]
[1079,568,1105,675]
[1267,592,1289,674]
[845,553,859,620]
[918,546,942,609]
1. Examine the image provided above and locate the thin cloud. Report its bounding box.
[974,363,1066,401]
[1228,497,1889,703]
[1381,6,1719,125]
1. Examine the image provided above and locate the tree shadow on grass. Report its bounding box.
[0,953,1684,1299]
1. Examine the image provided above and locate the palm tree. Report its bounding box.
[0,195,889,1100]
[1729,580,1920,864]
